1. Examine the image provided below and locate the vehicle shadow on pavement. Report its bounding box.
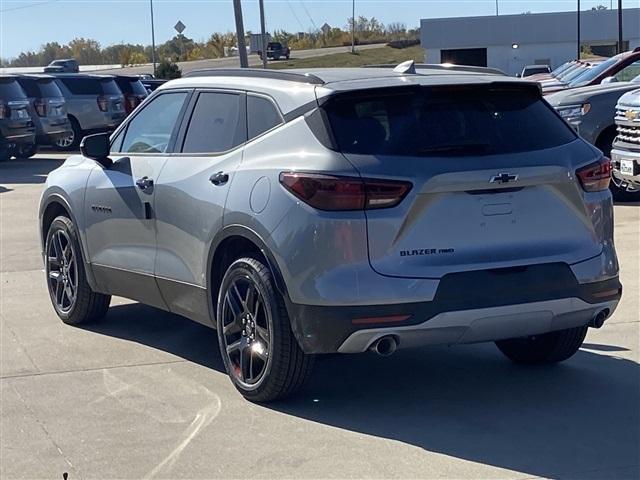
[83,302,225,372]
[0,158,65,186]
[84,303,639,479]
[278,342,640,479]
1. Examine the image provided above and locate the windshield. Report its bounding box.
[560,65,594,83]
[324,85,576,157]
[569,56,620,87]
[632,74,640,83]
[551,62,573,77]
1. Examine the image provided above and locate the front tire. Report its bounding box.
[216,256,313,402]
[14,143,38,158]
[45,216,111,324]
[495,325,588,364]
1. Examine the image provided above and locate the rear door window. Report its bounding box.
[119,92,188,153]
[181,92,246,153]
[323,85,576,156]
[247,95,283,139]
[59,77,102,95]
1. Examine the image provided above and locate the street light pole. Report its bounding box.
[577,0,581,59]
[351,0,355,54]
[233,0,249,68]
[495,0,499,16]
[618,0,623,54]
[150,0,157,75]
[259,0,268,69]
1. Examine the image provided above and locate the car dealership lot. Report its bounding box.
[1,155,638,479]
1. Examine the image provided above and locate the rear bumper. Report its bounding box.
[286,269,622,354]
[611,147,640,188]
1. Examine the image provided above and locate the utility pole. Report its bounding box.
[495,0,499,16]
[233,0,249,68]
[577,0,581,59]
[618,0,623,54]
[259,0,268,69]
[150,0,157,75]
[351,0,355,54]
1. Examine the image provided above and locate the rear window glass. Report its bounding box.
[115,77,148,95]
[18,78,62,98]
[324,86,576,156]
[0,79,27,99]
[59,77,121,95]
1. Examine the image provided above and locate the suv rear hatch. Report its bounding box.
[321,83,604,279]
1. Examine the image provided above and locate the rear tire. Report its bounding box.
[216,256,314,402]
[14,143,38,159]
[0,144,9,162]
[54,117,81,151]
[496,326,588,364]
[45,216,111,325]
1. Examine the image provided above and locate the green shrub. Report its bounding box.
[156,60,181,79]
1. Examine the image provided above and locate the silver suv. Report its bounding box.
[52,74,126,150]
[39,66,622,402]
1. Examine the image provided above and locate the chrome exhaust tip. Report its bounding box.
[369,336,398,356]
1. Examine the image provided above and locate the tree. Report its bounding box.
[156,59,181,79]
[591,4,608,9]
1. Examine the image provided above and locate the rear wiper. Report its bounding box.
[415,143,491,154]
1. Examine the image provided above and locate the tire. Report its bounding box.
[14,143,38,159]
[45,216,111,325]
[0,144,9,162]
[54,117,81,151]
[610,176,640,202]
[495,325,588,364]
[216,256,314,402]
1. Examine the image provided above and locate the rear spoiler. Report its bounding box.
[364,63,506,76]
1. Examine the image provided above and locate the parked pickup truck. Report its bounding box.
[258,42,290,61]
[610,88,640,195]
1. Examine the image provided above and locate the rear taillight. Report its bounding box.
[0,102,7,119]
[125,94,144,113]
[576,157,612,192]
[34,99,47,117]
[97,96,109,112]
[279,172,411,211]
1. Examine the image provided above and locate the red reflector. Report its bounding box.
[351,314,411,325]
[577,157,612,192]
[97,95,109,112]
[279,172,411,211]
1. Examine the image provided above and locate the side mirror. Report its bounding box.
[80,133,112,168]
[516,73,521,78]
[601,76,617,84]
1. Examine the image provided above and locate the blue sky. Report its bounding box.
[0,0,630,59]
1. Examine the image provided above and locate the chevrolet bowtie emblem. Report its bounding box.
[490,173,518,184]
[625,110,638,121]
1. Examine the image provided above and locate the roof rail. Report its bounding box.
[183,68,324,85]
[364,63,505,75]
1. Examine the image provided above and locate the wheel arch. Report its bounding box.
[595,124,617,156]
[206,225,289,323]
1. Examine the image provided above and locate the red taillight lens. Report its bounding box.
[125,94,141,113]
[97,96,109,112]
[279,172,411,211]
[576,157,612,192]
[34,99,47,117]
[0,103,7,119]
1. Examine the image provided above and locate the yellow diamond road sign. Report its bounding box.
[174,20,186,34]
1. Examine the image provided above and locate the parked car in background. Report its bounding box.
[40,66,621,402]
[610,88,640,195]
[52,74,125,150]
[113,75,148,114]
[543,49,640,94]
[44,59,80,74]
[15,75,72,155]
[547,74,640,200]
[139,78,166,93]
[0,75,36,161]
[259,42,290,60]
[519,64,550,77]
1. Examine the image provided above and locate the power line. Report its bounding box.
[0,0,61,14]
[284,0,305,31]
[298,0,318,31]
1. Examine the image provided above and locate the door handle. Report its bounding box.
[136,176,154,191]
[209,171,229,186]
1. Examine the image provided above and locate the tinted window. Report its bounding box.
[120,92,187,153]
[569,56,619,86]
[324,86,576,156]
[99,79,122,95]
[16,78,40,97]
[58,77,102,95]
[0,79,27,99]
[248,95,282,139]
[115,77,148,95]
[182,92,245,153]
[18,78,62,98]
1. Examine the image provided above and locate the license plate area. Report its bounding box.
[620,159,637,176]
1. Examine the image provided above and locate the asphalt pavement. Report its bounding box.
[1,154,638,479]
